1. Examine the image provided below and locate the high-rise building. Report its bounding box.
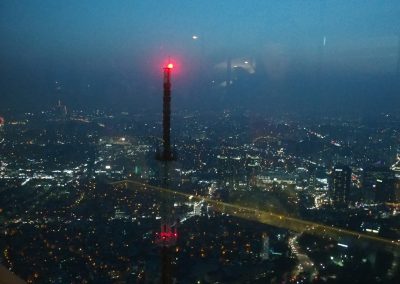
[329,165,351,207]
[363,166,396,203]
[55,100,67,118]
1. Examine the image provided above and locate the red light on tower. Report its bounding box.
[167,63,173,69]
[156,224,178,246]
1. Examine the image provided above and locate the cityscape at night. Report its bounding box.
[0,107,399,282]
[1,1,400,283]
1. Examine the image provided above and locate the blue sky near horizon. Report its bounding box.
[0,1,399,111]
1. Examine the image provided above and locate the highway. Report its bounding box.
[112,179,400,253]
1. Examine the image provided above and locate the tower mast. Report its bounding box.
[154,60,177,284]
[162,62,174,161]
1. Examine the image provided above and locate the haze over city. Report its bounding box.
[1,0,399,113]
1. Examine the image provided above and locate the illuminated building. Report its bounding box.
[329,165,351,207]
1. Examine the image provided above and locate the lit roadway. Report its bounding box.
[289,233,318,282]
[111,179,400,254]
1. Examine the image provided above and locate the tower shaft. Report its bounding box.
[163,67,172,161]
[157,63,177,284]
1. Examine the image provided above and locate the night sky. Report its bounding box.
[1,1,399,113]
